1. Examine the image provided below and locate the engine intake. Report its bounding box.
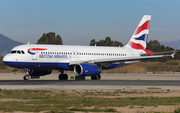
[74,63,100,76]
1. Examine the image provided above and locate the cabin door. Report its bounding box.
[31,48,38,60]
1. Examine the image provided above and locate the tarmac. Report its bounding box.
[0,73,180,89]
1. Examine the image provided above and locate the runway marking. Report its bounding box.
[70,76,75,79]
[147,87,162,89]
[2,78,10,80]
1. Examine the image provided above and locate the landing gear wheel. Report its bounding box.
[23,75,29,80]
[58,74,68,80]
[91,74,101,80]
[58,74,63,80]
[64,74,68,80]
[97,74,101,80]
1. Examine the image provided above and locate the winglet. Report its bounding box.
[171,52,175,59]
[163,52,176,58]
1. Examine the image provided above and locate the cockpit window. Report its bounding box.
[21,50,25,54]
[10,50,25,54]
[11,50,17,54]
[17,50,21,54]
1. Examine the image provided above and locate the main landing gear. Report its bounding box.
[91,74,101,80]
[58,70,68,80]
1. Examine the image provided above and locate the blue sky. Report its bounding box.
[0,0,180,45]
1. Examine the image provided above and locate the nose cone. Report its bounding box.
[2,54,17,68]
[3,55,7,62]
[3,55,9,64]
[2,54,13,66]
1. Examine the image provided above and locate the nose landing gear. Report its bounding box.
[23,68,30,80]
[23,75,30,80]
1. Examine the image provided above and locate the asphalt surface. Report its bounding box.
[0,73,180,89]
[0,80,179,86]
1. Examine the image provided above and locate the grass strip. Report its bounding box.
[0,89,179,112]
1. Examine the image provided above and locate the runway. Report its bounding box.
[0,80,180,86]
[0,73,180,89]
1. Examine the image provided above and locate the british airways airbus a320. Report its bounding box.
[3,15,175,80]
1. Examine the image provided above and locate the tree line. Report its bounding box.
[37,32,180,62]
[37,32,63,45]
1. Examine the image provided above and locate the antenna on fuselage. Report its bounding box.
[27,42,30,45]
[94,44,96,46]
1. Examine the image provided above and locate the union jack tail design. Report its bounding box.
[125,15,151,50]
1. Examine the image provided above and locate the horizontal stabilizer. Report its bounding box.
[140,51,176,56]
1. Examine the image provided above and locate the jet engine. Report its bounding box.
[74,63,100,76]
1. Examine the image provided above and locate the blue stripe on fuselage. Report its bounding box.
[3,61,129,70]
[3,61,73,70]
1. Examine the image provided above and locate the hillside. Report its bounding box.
[161,40,180,50]
[0,34,23,56]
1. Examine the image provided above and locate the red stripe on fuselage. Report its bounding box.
[135,20,150,35]
[28,48,47,51]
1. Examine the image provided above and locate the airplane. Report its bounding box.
[2,15,175,80]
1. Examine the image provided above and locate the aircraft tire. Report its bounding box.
[58,74,63,80]
[91,74,101,80]
[23,75,29,80]
[59,74,68,80]
[64,74,68,80]
[97,74,101,80]
[91,75,95,80]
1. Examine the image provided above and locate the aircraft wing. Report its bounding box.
[69,52,175,65]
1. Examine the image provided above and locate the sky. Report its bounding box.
[0,0,180,45]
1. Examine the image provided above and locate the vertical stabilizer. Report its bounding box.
[125,15,151,50]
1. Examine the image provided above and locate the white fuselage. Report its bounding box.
[3,44,145,70]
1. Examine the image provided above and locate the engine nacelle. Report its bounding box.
[74,63,100,76]
[25,69,52,76]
